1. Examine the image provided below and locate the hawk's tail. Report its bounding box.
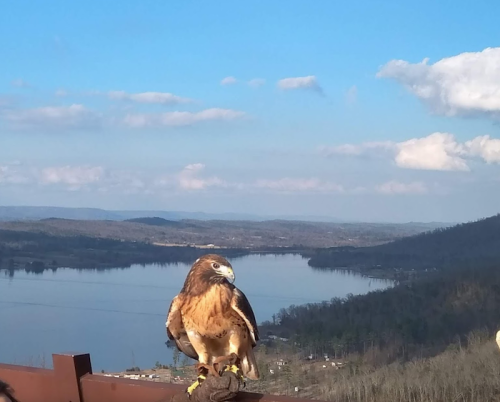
[241,348,260,380]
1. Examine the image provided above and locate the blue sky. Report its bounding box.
[1,0,500,222]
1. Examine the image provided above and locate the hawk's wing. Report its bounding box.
[230,287,260,346]
[166,295,198,360]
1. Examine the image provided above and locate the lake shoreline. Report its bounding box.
[0,245,307,273]
[0,246,406,282]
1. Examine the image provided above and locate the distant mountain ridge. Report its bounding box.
[308,213,500,271]
[0,206,267,222]
[0,206,123,221]
[0,205,451,226]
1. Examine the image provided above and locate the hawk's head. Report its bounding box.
[182,254,235,294]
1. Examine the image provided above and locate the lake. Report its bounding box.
[0,253,393,372]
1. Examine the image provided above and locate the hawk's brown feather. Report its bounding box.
[166,254,260,380]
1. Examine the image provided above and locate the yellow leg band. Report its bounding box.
[224,364,244,381]
[187,374,206,395]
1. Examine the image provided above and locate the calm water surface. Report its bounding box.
[0,254,393,371]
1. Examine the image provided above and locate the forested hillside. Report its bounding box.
[307,213,500,271]
[265,264,500,364]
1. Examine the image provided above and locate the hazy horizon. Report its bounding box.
[0,204,466,225]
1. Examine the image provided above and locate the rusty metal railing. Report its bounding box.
[0,353,321,402]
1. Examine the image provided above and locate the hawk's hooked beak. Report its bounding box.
[219,265,235,283]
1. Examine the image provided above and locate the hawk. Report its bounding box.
[166,254,260,395]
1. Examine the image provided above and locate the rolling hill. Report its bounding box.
[307,213,500,271]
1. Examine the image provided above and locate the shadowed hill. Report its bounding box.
[308,213,500,270]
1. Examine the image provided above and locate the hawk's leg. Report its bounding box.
[186,362,216,397]
[213,353,244,386]
[185,347,213,397]
[196,362,220,377]
[213,353,240,370]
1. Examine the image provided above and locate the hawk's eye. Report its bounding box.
[212,262,220,269]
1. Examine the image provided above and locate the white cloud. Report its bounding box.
[3,104,101,130]
[39,166,104,189]
[395,133,469,171]
[55,89,68,97]
[464,135,500,164]
[254,178,344,193]
[0,162,441,199]
[248,78,266,88]
[123,108,245,128]
[345,85,357,104]
[322,132,500,171]
[108,91,192,105]
[376,180,428,195]
[221,76,237,85]
[377,47,500,117]
[177,163,225,190]
[277,75,323,94]
[2,163,227,194]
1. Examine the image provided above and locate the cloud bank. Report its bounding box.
[1,161,432,198]
[322,132,500,171]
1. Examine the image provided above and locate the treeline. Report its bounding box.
[306,213,500,271]
[0,229,253,272]
[264,264,500,364]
